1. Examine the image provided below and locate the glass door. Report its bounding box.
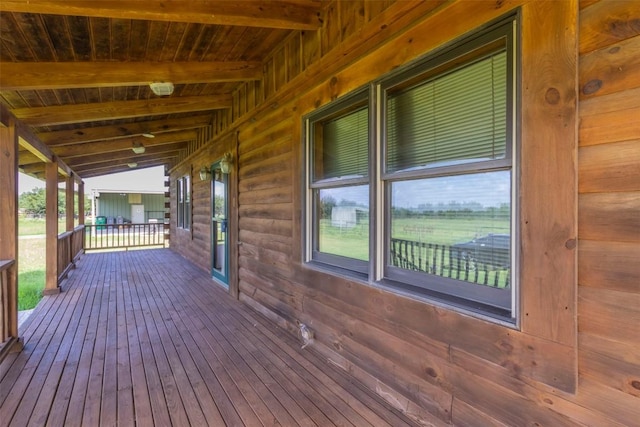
[211,163,229,287]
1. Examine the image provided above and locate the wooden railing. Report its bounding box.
[390,238,510,287]
[57,225,85,283]
[84,222,165,251]
[0,259,18,359]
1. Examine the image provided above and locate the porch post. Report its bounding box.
[66,175,74,232]
[0,120,21,351]
[78,181,85,226]
[44,160,60,295]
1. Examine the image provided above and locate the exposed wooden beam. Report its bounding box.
[52,129,197,158]
[72,154,179,176]
[1,103,75,176]
[0,1,321,30]
[38,116,211,146]
[0,61,262,90]
[12,95,233,126]
[77,160,173,179]
[65,142,186,168]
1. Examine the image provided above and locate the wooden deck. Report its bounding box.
[0,249,417,426]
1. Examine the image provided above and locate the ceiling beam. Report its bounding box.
[1,103,74,177]
[52,129,197,158]
[38,115,211,146]
[0,61,262,90]
[77,160,172,179]
[72,153,179,176]
[65,142,186,168]
[12,95,232,126]
[0,1,321,30]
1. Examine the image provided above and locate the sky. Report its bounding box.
[18,166,166,195]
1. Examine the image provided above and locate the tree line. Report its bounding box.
[19,188,91,217]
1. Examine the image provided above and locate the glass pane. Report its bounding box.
[313,105,368,182]
[386,51,507,173]
[315,186,369,261]
[389,171,511,288]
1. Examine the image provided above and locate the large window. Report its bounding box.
[305,17,517,321]
[177,175,191,229]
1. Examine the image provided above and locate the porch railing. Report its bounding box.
[84,222,165,251]
[390,238,510,287]
[0,259,17,357]
[57,225,85,282]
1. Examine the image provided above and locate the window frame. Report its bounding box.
[176,175,191,230]
[377,19,518,320]
[304,88,371,275]
[303,15,519,323]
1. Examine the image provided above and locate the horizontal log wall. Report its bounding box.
[171,0,639,425]
[575,0,640,421]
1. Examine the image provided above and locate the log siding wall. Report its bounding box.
[171,1,639,425]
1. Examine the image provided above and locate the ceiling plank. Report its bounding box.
[77,160,172,179]
[52,129,197,158]
[71,153,179,175]
[0,61,262,90]
[12,95,232,126]
[38,115,211,146]
[65,142,186,168]
[0,1,321,30]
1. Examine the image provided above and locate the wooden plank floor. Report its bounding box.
[0,249,418,426]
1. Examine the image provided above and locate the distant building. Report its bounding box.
[92,190,165,224]
[331,206,368,228]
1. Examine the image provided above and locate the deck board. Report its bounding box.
[0,249,418,426]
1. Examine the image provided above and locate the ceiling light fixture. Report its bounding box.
[132,142,146,154]
[128,162,138,168]
[149,82,174,96]
[141,132,155,138]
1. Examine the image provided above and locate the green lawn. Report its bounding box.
[18,217,70,235]
[17,236,45,310]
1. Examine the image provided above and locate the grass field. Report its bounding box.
[19,217,70,235]
[319,216,510,261]
[17,236,46,310]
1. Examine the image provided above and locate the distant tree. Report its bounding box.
[319,195,337,219]
[19,188,47,215]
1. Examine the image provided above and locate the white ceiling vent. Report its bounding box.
[149,82,174,96]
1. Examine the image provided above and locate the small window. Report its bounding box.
[306,90,369,273]
[177,175,191,230]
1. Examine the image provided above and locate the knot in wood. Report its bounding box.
[582,79,602,95]
[545,87,560,105]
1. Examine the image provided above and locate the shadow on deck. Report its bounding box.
[0,249,417,426]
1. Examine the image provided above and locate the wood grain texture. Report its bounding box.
[579,139,640,192]
[580,34,640,99]
[579,191,640,242]
[579,239,640,293]
[45,161,59,292]
[0,1,322,30]
[519,0,578,348]
[1,61,262,90]
[12,95,232,126]
[579,0,640,54]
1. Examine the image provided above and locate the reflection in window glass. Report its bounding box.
[316,186,369,261]
[390,171,511,288]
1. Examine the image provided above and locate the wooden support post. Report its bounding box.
[66,175,74,232]
[44,160,60,295]
[0,120,22,354]
[78,181,85,226]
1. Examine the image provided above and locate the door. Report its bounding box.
[211,164,229,287]
[131,204,145,223]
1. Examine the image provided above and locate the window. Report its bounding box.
[177,175,191,229]
[304,17,517,321]
[306,90,370,274]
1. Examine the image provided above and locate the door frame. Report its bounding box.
[211,161,229,288]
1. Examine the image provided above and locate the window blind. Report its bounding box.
[386,51,507,173]
[314,106,368,182]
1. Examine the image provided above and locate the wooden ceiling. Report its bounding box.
[0,1,322,179]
